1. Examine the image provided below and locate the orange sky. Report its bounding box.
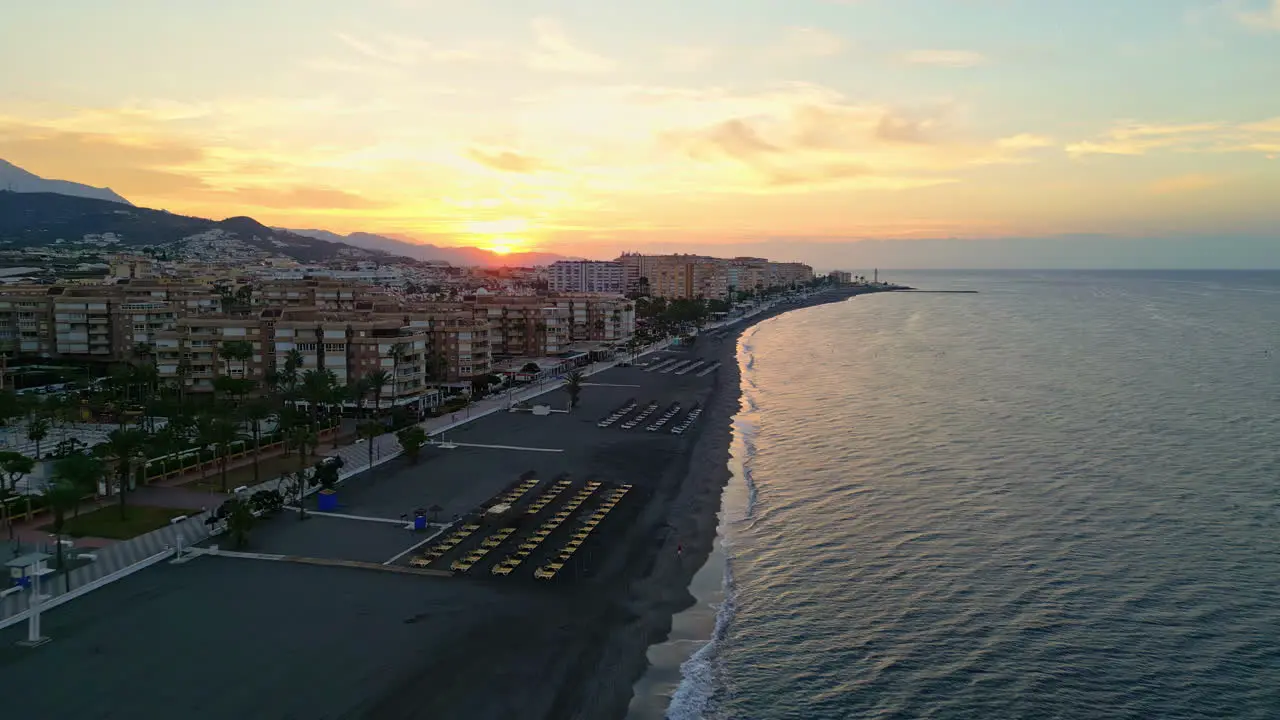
[2,1,1279,261]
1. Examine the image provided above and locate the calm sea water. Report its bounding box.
[631,271,1280,720]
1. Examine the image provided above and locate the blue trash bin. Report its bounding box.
[317,490,338,512]
[414,515,427,531]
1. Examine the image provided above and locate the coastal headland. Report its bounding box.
[1,285,899,719]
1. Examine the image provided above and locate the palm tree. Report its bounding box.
[364,369,391,420]
[564,370,585,410]
[210,418,244,493]
[194,413,218,482]
[174,357,191,412]
[101,428,147,519]
[48,453,104,591]
[242,401,272,485]
[301,369,334,429]
[288,426,317,519]
[358,422,383,468]
[25,416,50,460]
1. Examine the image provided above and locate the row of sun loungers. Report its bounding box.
[674,359,707,376]
[671,406,702,435]
[410,522,482,567]
[645,358,680,373]
[621,402,660,429]
[451,526,517,572]
[534,485,632,580]
[598,399,638,428]
[647,403,682,432]
[491,481,602,576]
[485,477,539,510]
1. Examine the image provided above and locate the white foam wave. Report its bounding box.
[666,558,738,720]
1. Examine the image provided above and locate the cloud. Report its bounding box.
[211,186,386,209]
[527,18,615,74]
[652,87,1048,191]
[1237,0,1280,30]
[465,148,551,173]
[661,46,719,72]
[334,31,487,65]
[1066,119,1280,156]
[1149,174,1226,195]
[901,50,988,67]
[769,27,847,60]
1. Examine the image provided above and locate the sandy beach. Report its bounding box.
[0,287,882,720]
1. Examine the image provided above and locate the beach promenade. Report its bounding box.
[0,287,889,720]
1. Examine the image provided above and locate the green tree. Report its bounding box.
[210,417,245,493]
[564,369,585,410]
[364,369,391,420]
[25,416,50,459]
[357,421,383,468]
[288,426,317,519]
[224,496,255,549]
[48,453,105,590]
[242,401,273,485]
[101,428,147,519]
[0,451,34,493]
[396,425,427,464]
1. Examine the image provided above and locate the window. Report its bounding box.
[296,343,317,352]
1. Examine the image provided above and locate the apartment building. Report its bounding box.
[548,261,625,294]
[273,312,437,412]
[402,310,493,383]
[0,283,210,361]
[153,314,270,394]
[472,297,571,359]
[0,287,55,356]
[548,295,636,342]
[254,279,387,311]
[615,254,730,300]
[768,262,815,288]
[829,270,853,284]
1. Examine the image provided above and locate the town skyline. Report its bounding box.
[2,1,1279,266]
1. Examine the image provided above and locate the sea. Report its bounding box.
[626,270,1280,720]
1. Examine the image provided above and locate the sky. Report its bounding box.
[1,0,1279,267]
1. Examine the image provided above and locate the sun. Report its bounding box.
[463,218,533,255]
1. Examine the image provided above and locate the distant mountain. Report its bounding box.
[0,191,396,263]
[0,159,133,206]
[286,228,574,267]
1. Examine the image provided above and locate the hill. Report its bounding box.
[0,159,133,205]
[286,228,574,267]
[0,191,391,263]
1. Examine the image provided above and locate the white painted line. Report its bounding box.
[437,441,564,453]
[383,525,451,566]
[280,508,409,525]
[582,383,642,388]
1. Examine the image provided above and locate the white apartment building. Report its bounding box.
[548,261,625,294]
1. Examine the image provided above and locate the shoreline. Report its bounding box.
[557,286,889,720]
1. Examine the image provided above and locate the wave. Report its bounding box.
[664,327,760,719]
[665,557,738,720]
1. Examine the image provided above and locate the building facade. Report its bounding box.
[547,261,625,294]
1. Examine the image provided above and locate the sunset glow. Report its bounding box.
[1,1,1278,261]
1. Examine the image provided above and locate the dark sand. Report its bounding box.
[0,288,883,719]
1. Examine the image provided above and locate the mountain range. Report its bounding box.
[0,159,571,267]
[0,159,132,205]
[0,191,388,263]
[285,228,572,267]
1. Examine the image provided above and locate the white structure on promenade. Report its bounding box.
[548,261,624,294]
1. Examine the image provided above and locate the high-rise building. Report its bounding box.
[547,261,625,294]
